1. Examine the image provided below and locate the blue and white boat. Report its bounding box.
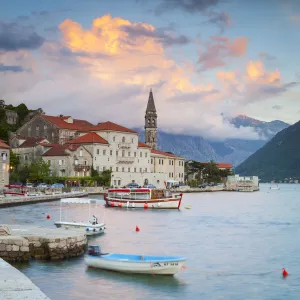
[84,246,186,275]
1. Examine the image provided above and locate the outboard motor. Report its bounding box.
[88,245,101,256]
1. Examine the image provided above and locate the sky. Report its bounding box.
[0,0,300,141]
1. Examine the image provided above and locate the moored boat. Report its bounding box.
[104,188,183,209]
[54,198,106,236]
[3,184,27,196]
[84,245,186,275]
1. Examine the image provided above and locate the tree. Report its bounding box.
[29,158,50,182]
[15,103,29,124]
[9,150,20,170]
[202,161,221,183]
[91,166,99,178]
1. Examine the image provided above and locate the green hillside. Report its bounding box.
[235,120,300,182]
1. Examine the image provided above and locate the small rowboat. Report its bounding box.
[84,245,186,275]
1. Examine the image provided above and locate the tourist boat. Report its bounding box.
[54,198,106,236]
[3,184,27,196]
[84,245,186,275]
[104,188,183,209]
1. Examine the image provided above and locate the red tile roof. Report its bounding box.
[0,140,10,149]
[85,121,138,134]
[66,132,108,144]
[40,143,57,147]
[65,144,81,151]
[217,163,232,169]
[138,142,151,148]
[19,137,47,148]
[41,115,93,130]
[151,149,182,159]
[42,144,69,157]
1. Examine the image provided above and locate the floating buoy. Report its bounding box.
[144,203,148,209]
[282,268,289,277]
[46,214,50,219]
[118,203,122,207]
[136,226,140,232]
[110,202,114,207]
[185,206,191,209]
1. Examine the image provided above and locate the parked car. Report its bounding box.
[126,183,140,188]
[37,183,48,189]
[26,183,34,188]
[199,183,208,188]
[144,184,156,189]
[51,183,64,188]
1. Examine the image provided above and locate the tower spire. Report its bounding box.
[145,89,158,150]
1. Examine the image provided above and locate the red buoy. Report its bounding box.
[136,226,140,232]
[282,268,288,277]
[46,214,50,219]
[118,203,122,207]
[144,203,148,209]
[110,202,114,207]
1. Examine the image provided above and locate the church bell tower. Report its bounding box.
[145,89,157,150]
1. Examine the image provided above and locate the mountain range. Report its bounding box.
[235,119,300,182]
[136,116,290,166]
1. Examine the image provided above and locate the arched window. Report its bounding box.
[122,136,125,143]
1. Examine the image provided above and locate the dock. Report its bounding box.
[0,225,87,262]
[0,191,88,208]
[0,257,50,299]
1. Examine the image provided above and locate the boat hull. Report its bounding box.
[84,255,185,275]
[54,222,106,236]
[105,197,182,209]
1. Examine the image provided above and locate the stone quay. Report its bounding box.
[0,191,88,208]
[0,225,87,262]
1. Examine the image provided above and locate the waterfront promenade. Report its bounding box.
[0,257,50,299]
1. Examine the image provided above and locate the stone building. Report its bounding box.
[0,139,10,189]
[0,100,18,125]
[10,90,185,187]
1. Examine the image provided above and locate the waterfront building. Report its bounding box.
[10,90,185,188]
[0,140,10,189]
[226,174,259,191]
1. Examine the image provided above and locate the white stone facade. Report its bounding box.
[0,144,10,189]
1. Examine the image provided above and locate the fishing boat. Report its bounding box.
[84,245,186,275]
[104,188,183,209]
[54,198,106,236]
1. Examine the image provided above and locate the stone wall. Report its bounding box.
[0,236,30,262]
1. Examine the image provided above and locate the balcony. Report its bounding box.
[116,157,135,164]
[74,164,91,171]
[118,142,131,149]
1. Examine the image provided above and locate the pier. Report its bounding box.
[0,257,50,299]
[0,191,88,208]
[0,225,87,262]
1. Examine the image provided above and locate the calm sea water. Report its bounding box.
[1,184,300,300]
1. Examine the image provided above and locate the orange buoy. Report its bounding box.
[144,203,148,209]
[118,203,122,207]
[282,268,289,277]
[110,201,114,207]
[46,214,50,219]
[136,226,140,232]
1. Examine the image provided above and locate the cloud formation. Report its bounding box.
[0,14,297,141]
[0,63,29,72]
[198,36,248,69]
[0,21,44,51]
[205,11,231,34]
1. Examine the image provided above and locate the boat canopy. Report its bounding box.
[61,198,91,204]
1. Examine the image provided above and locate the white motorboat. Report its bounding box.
[84,245,186,275]
[54,198,106,236]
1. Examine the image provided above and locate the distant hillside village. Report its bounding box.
[0,91,235,189]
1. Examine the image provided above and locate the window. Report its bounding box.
[134,168,136,172]
[103,150,106,155]
[132,138,134,143]
[172,161,173,165]
[116,167,118,171]
[172,172,173,177]
[97,149,99,155]
[151,159,153,164]
[110,167,112,171]
[134,152,136,157]
[169,160,171,165]
[140,168,142,172]
[113,136,115,142]
[84,160,87,165]
[118,180,121,186]
[116,151,118,156]
[122,150,125,157]
[110,150,113,155]
[62,160,65,165]
[128,168,130,172]
[140,152,142,158]
[145,168,147,172]
[169,172,171,177]
[95,157,96,161]
[162,159,164,165]
[79,150,83,157]
[75,159,78,165]
[122,167,124,172]
[122,136,125,143]
[145,152,147,158]
[128,152,130,157]
[114,180,116,185]
[59,160,62,166]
